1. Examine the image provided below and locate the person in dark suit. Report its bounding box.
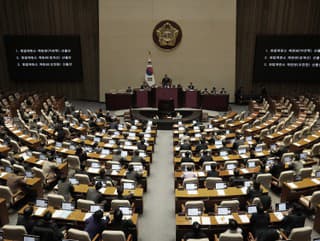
[125,165,142,182]
[85,210,108,240]
[198,150,213,167]
[137,139,147,151]
[32,211,63,241]
[108,208,137,241]
[247,181,263,201]
[269,160,285,179]
[207,163,219,177]
[230,169,248,187]
[249,205,270,240]
[259,228,280,241]
[280,204,306,236]
[182,221,208,241]
[187,82,195,90]
[17,206,35,233]
[131,150,144,163]
[181,151,194,163]
[162,74,172,87]
[195,139,208,154]
[86,181,104,203]
[180,139,191,151]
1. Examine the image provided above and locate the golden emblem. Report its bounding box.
[153,20,182,50]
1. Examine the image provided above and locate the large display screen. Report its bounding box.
[4,35,83,81]
[253,35,320,81]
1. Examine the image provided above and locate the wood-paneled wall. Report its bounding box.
[236,0,320,96]
[0,0,99,101]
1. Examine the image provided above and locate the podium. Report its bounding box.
[154,87,180,108]
[184,90,200,108]
[135,89,150,107]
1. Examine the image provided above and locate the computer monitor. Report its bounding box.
[111,164,121,171]
[255,146,262,152]
[238,148,246,155]
[300,153,307,160]
[185,183,198,191]
[284,156,292,163]
[195,133,202,138]
[69,145,76,150]
[215,140,223,146]
[217,207,231,216]
[23,234,40,241]
[25,171,34,178]
[62,202,74,211]
[123,182,135,190]
[246,136,252,141]
[91,162,100,168]
[80,135,86,140]
[215,182,227,190]
[128,133,135,137]
[109,140,116,144]
[119,206,133,216]
[39,154,46,160]
[56,157,63,164]
[89,205,103,213]
[94,137,101,143]
[69,178,79,185]
[5,166,12,173]
[247,205,257,214]
[194,126,200,130]
[247,161,256,168]
[226,130,230,134]
[187,207,202,216]
[144,133,151,138]
[275,202,288,212]
[205,165,211,172]
[124,141,132,146]
[101,149,110,155]
[270,144,276,151]
[55,142,62,148]
[226,164,236,170]
[133,165,143,172]
[244,181,253,188]
[35,199,48,208]
[85,146,93,152]
[220,151,228,157]
[315,170,320,178]
[266,159,274,166]
[121,151,128,157]
[139,152,146,158]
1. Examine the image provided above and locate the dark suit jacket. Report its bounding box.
[86,189,103,203]
[183,230,208,240]
[180,143,191,150]
[269,163,285,178]
[32,220,63,241]
[207,170,219,177]
[125,170,141,182]
[250,212,270,239]
[281,214,305,236]
[108,219,137,241]
[17,215,35,233]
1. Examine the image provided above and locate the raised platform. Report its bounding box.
[130,109,203,130]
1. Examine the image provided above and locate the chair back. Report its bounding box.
[0,185,13,207]
[67,155,80,170]
[310,190,320,209]
[77,199,95,211]
[13,164,26,175]
[187,239,209,241]
[256,173,272,189]
[288,226,312,241]
[68,228,91,241]
[3,225,26,241]
[1,158,12,168]
[299,167,312,179]
[111,199,131,211]
[279,170,295,187]
[183,178,199,189]
[220,200,239,213]
[101,230,126,241]
[32,167,45,183]
[181,162,195,171]
[219,232,243,241]
[47,193,65,208]
[185,200,204,214]
[74,174,90,185]
[205,177,222,189]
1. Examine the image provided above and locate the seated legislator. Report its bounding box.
[220,88,227,94]
[219,219,243,238]
[182,221,208,241]
[86,181,104,203]
[280,204,306,236]
[16,206,35,233]
[211,87,217,94]
[85,210,109,240]
[162,74,172,87]
[187,82,195,90]
[181,152,194,163]
[249,205,270,241]
[108,208,137,241]
[125,165,142,183]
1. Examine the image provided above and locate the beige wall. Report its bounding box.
[99,0,236,101]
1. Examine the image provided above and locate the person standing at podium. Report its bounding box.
[162,74,172,87]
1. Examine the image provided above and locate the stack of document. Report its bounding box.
[274,212,284,221]
[201,216,211,225]
[217,190,225,196]
[52,210,72,219]
[187,190,198,195]
[34,207,47,216]
[238,215,250,223]
[215,215,233,224]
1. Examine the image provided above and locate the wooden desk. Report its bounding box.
[176,213,281,241]
[73,185,144,214]
[289,130,320,152]
[280,177,320,202]
[5,124,40,148]
[244,113,281,136]
[226,113,258,131]
[0,144,10,156]
[211,112,237,126]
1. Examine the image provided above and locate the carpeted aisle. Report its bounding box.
[138,130,176,241]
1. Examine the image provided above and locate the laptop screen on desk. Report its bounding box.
[25,171,34,178]
[121,151,128,157]
[62,202,74,211]
[185,183,197,191]
[101,149,110,155]
[56,157,63,164]
[205,165,211,172]
[244,181,253,188]
[69,178,79,185]
[276,202,288,212]
[111,164,121,171]
[248,161,256,168]
[238,148,246,155]
[94,137,101,143]
[91,162,100,168]
[123,182,135,190]
[215,140,222,146]
[217,207,231,215]
[255,146,262,152]
[315,171,320,178]
[226,164,236,170]
[89,205,103,213]
[119,207,133,216]
[56,142,62,148]
[300,153,307,160]
[220,151,228,157]
[133,165,143,172]
[187,208,202,216]
[247,205,257,214]
[24,235,40,241]
[215,182,227,190]
[36,199,48,208]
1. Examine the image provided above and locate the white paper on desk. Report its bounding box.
[52,210,72,219]
[20,134,27,138]
[240,187,247,194]
[215,215,232,224]
[228,170,234,175]
[100,154,107,158]
[241,168,249,174]
[201,216,211,225]
[191,217,201,224]
[26,137,33,141]
[240,154,248,159]
[114,189,118,195]
[294,143,300,146]
[238,215,250,223]
[0,172,7,178]
[187,190,199,195]
[111,170,119,175]
[83,212,92,221]
[274,212,284,221]
[99,187,106,194]
[223,156,229,160]
[61,148,68,152]
[21,153,29,160]
[312,134,319,138]
[34,207,46,216]
[87,168,100,174]
[287,182,298,189]
[311,178,320,184]
[285,128,291,131]
[278,131,283,135]
[304,138,311,142]
[217,190,225,195]
[36,160,44,165]
[13,130,20,134]
[197,172,205,177]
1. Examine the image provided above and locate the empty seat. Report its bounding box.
[3,225,27,241]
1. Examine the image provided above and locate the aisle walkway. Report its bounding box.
[138,130,176,241]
